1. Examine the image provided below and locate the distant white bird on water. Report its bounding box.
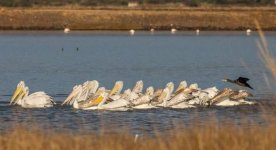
[129,29,135,35]
[10,81,55,108]
[170,24,177,34]
[246,29,251,36]
[149,24,155,33]
[196,29,200,35]
[64,28,70,33]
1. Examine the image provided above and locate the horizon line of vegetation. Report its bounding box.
[0,0,275,7]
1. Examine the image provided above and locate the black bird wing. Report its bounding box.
[244,83,254,89]
[237,77,253,89]
[237,77,250,82]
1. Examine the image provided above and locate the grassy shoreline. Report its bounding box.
[1,123,276,150]
[0,7,275,30]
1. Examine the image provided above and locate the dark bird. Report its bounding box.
[76,47,79,51]
[222,77,253,90]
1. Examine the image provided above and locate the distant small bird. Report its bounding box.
[246,29,251,36]
[61,48,64,52]
[222,77,253,89]
[129,29,135,35]
[64,28,70,33]
[196,29,200,35]
[170,24,177,34]
[149,24,155,32]
[76,47,79,51]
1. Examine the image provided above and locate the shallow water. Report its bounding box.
[0,31,276,134]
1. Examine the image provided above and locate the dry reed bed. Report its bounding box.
[1,124,276,150]
[0,7,275,30]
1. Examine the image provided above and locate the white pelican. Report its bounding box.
[65,81,123,110]
[132,86,155,109]
[127,81,143,102]
[175,81,188,95]
[166,82,174,95]
[246,29,251,35]
[62,80,99,106]
[167,81,197,108]
[10,81,55,108]
[73,87,106,110]
[150,87,172,107]
[129,29,135,35]
[210,88,255,106]
[183,83,200,94]
[166,92,195,108]
[132,80,143,95]
[98,89,132,111]
[84,89,132,111]
[171,28,177,34]
[170,24,177,34]
[149,24,155,33]
[82,91,109,110]
[188,87,219,106]
[64,28,70,33]
[196,29,200,35]
[108,81,124,101]
[80,81,124,110]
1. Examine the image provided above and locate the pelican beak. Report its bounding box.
[109,81,123,97]
[10,86,23,105]
[62,89,78,105]
[222,79,227,82]
[88,95,104,106]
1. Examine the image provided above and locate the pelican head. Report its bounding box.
[95,87,106,97]
[121,89,131,99]
[62,85,82,105]
[157,88,171,107]
[189,83,199,91]
[204,87,219,99]
[10,81,28,105]
[109,81,123,96]
[98,92,109,107]
[132,80,143,94]
[158,87,171,102]
[175,81,187,94]
[84,80,99,95]
[166,82,174,94]
[145,86,154,97]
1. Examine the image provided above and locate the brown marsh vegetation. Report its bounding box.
[0,7,275,30]
[0,123,276,150]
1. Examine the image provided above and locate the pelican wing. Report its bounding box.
[211,88,234,105]
[131,95,151,106]
[132,80,143,94]
[166,93,194,107]
[22,92,54,108]
[100,99,130,109]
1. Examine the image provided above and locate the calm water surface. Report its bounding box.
[0,31,276,134]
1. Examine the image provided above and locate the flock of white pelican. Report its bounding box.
[9,80,256,110]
